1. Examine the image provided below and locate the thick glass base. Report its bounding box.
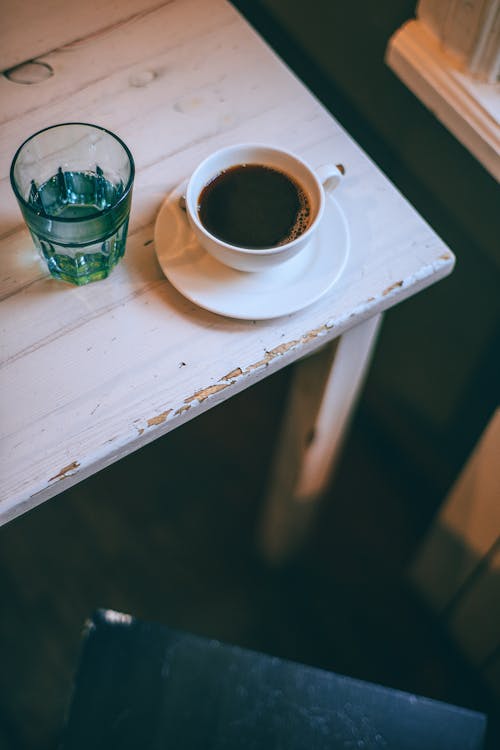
[33,219,129,285]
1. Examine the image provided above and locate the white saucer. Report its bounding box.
[154,181,350,320]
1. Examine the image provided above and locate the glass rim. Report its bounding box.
[9,122,135,224]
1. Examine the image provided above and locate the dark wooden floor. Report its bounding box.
[0,365,498,749]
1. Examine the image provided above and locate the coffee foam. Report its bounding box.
[276,184,311,245]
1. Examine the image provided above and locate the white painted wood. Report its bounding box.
[0,0,455,526]
[442,0,491,64]
[417,0,500,83]
[258,315,382,564]
[411,409,500,695]
[386,19,500,181]
[0,0,164,71]
[417,0,453,42]
[411,409,500,612]
[294,315,382,500]
[467,0,500,83]
[257,340,339,564]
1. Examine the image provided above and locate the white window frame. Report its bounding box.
[386,0,500,180]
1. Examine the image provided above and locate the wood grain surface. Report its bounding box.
[0,0,454,523]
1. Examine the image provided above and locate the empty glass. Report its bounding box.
[10,122,135,285]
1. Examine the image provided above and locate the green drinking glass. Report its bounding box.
[10,122,135,285]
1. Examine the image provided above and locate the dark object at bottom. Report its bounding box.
[61,609,486,749]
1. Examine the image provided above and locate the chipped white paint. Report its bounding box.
[0,0,454,525]
[258,314,382,563]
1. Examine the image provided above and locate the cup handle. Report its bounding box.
[315,163,345,195]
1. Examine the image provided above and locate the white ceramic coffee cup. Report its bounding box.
[184,144,344,272]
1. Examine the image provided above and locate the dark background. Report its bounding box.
[0,1,499,748]
[239,0,500,490]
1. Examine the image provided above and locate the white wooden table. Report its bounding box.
[0,0,454,561]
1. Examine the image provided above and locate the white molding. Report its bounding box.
[386,19,500,181]
[417,0,500,83]
[467,0,500,83]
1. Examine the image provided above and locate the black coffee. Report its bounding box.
[197,164,311,249]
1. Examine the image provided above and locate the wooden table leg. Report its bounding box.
[257,314,383,564]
